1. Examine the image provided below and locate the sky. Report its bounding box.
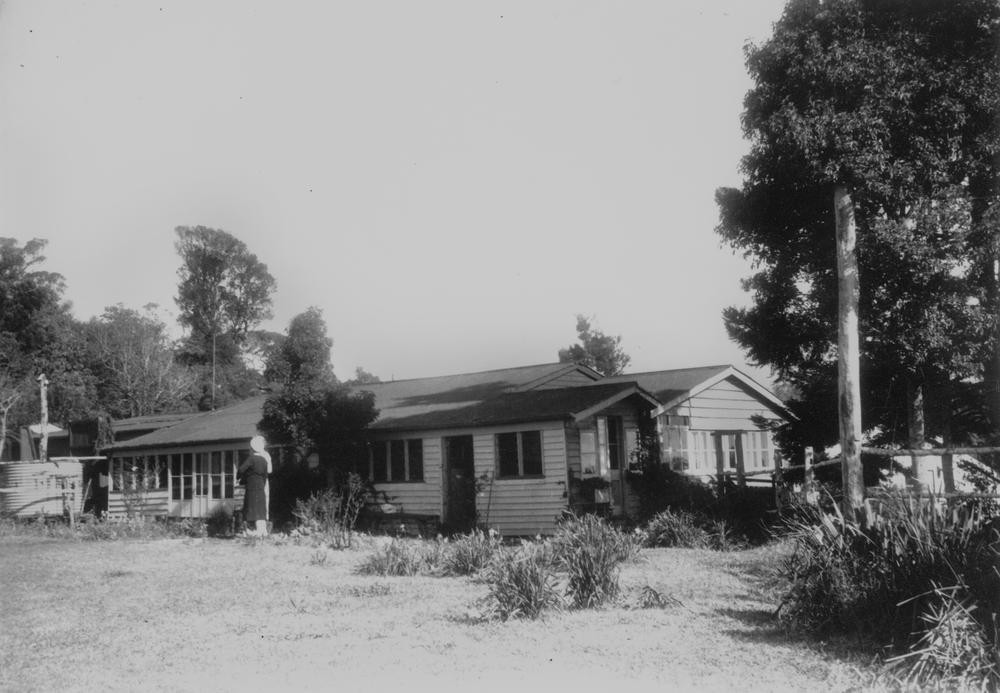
[0,0,789,383]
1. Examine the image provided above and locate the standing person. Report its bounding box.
[239,435,271,536]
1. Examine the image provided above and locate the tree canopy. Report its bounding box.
[717,0,1000,452]
[259,308,378,475]
[174,226,276,365]
[558,315,631,376]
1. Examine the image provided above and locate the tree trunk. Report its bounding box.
[835,185,865,516]
[904,374,925,491]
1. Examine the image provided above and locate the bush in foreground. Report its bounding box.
[780,497,1000,688]
[550,514,641,608]
[480,542,562,621]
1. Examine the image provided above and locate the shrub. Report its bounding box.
[206,506,233,538]
[357,539,426,576]
[780,497,1000,687]
[480,542,562,620]
[293,474,372,548]
[549,514,640,608]
[440,529,503,576]
[642,509,712,549]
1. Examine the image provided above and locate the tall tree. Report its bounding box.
[84,304,195,418]
[174,226,276,366]
[0,238,96,437]
[558,314,631,376]
[259,308,377,474]
[717,0,999,464]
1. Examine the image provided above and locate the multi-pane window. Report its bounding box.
[370,439,424,482]
[496,430,543,478]
[111,456,167,492]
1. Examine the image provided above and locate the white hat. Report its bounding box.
[250,435,266,453]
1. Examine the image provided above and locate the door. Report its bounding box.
[443,435,476,532]
[604,416,627,517]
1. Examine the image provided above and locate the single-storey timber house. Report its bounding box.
[105,362,791,535]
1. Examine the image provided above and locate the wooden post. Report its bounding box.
[37,374,49,462]
[835,185,864,516]
[804,446,815,505]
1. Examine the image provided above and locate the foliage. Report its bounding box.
[557,314,630,376]
[548,514,640,608]
[259,308,379,479]
[480,542,563,621]
[291,474,372,548]
[779,496,1000,687]
[641,509,713,549]
[439,528,503,576]
[174,226,276,365]
[205,505,234,538]
[716,0,1000,452]
[84,304,195,418]
[356,539,429,577]
[887,585,1000,689]
[0,237,98,436]
[345,367,382,385]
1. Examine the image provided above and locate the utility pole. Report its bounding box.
[835,185,865,516]
[37,373,49,461]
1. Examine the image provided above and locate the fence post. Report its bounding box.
[804,446,815,505]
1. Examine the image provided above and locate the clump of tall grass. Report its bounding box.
[480,542,562,621]
[439,528,503,576]
[640,509,741,550]
[357,539,429,576]
[549,514,641,608]
[780,496,999,688]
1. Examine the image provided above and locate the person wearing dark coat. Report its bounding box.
[239,435,271,535]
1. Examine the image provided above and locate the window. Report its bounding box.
[607,416,624,470]
[407,439,423,481]
[496,430,543,478]
[370,439,424,482]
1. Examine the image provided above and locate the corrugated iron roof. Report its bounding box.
[109,397,267,451]
[369,382,652,431]
[597,365,731,402]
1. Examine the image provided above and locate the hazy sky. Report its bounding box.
[0,1,788,382]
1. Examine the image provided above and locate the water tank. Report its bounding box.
[0,460,84,517]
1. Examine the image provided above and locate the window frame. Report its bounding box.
[369,438,425,483]
[495,430,545,479]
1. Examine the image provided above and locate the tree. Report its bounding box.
[558,315,631,376]
[258,308,378,474]
[716,0,999,471]
[346,367,382,386]
[0,238,97,437]
[174,226,276,365]
[84,304,195,418]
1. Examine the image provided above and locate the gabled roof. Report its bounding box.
[368,382,658,432]
[109,397,267,452]
[599,365,731,403]
[108,363,602,452]
[354,362,600,427]
[112,412,197,437]
[602,365,790,419]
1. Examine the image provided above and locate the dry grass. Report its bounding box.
[0,534,880,692]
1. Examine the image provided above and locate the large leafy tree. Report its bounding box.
[84,304,195,418]
[558,314,631,376]
[259,308,378,475]
[717,0,1000,455]
[174,226,276,366]
[0,238,96,447]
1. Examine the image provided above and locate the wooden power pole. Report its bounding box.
[37,373,49,462]
[834,186,865,515]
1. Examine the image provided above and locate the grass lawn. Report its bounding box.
[0,533,879,692]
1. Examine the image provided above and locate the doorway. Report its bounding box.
[443,435,476,532]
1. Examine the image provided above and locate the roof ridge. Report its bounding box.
[348,362,568,386]
[606,364,731,378]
